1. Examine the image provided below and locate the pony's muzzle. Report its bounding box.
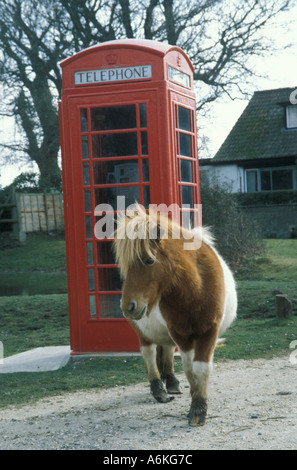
[121,300,147,320]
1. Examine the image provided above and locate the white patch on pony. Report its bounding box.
[213,250,237,335]
[140,344,159,381]
[179,349,194,378]
[133,303,175,347]
[196,229,237,336]
[179,352,212,400]
[192,361,212,400]
[192,361,212,377]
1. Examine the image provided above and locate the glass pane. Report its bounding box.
[260,170,271,191]
[85,216,92,238]
[181,186,193,207]
[98,268,122,291]
[94,186,140,208]
[83,163,90,185]
[93,160,139,185]
[141,131,148,155]
[80,109,88,132]
[87,242,93,265]
[246,171,258,192]
[272,169,293,190]
[88,268,95,291]
[139,104,147,128]
[91,105,136,131]
[84,190,91,212]
[92,133,138,158]
[89,295,96,319]
[99,294,123,319]
[143,186,150,208]
[142,159,149,182]
[179,133,192,157]
[82,136,89,159]
[97,241,116,265]
[178,107,191,131]
[180,160,192,182]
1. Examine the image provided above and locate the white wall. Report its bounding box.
[199,164,243,193]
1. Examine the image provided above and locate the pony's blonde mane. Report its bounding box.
[113,204,214,278]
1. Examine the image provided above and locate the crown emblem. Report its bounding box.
[106,53,118,65]
[176,53,182,67]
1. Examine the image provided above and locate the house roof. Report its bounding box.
[212,87,297,164]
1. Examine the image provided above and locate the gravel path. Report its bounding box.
[0,357,296,450]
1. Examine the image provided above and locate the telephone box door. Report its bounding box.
[65,91,159,352]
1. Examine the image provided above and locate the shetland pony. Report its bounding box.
[114,206,237,426]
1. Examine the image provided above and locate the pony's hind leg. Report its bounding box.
[141,343,174,403]
[157,345,182,395]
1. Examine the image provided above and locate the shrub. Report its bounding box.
[200,176,264,270]
[235,190,297,206]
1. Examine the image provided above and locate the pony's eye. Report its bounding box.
[144,257,155,266]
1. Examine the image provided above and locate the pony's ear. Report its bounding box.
[149,222,164,247]
[156,223,164,242]
[147,218,164,245]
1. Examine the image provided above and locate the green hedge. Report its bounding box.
[235,190,297,206]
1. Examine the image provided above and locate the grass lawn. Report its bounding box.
[0,235,296,408]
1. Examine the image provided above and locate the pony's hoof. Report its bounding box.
[165,374,182,395]
[188,398,207,427]
[150,379,174,403]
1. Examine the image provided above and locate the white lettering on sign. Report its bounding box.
[74,65,152,85]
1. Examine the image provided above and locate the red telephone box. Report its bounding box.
[59,39,200,354]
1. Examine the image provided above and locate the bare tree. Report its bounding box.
[0,0,66,188]
[0,0,294,188]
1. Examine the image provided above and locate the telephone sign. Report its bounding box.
[75,65,152,85]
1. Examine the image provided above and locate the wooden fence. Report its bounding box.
[17,193,64,233]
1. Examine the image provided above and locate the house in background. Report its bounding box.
[199,87,297,238]
[199,87,297,193]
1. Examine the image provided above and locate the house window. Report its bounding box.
[286,105,297,129]
[246,170,258,192]
[245,167,295,192]
[260,170,271,190]
[272,169,293,190]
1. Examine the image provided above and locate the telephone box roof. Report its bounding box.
[60,38,194,72]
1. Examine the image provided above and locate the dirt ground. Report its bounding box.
[0,356,296,450]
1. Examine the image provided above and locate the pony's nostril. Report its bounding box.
[128,301,137,313]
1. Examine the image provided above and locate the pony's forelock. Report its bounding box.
[114,208,158,278]
[113,204,215,277]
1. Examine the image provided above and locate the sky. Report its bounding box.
[0,3,297,187]
[199,3,297,159]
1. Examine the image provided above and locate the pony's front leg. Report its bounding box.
[181,328,218,427]
[157,345,182,395]
[188,361,212,426]
[140,343,174,403]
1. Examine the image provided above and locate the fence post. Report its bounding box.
[275,294,292,319]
